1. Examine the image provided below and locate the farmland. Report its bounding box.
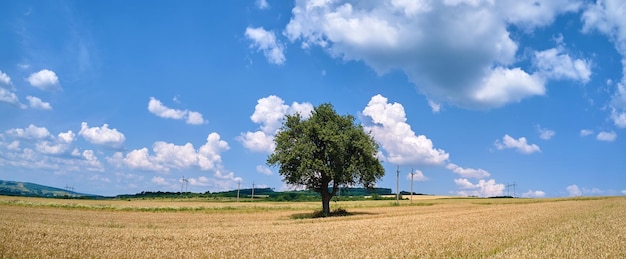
[0,195,624,258]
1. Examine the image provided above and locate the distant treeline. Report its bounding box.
[116,187,395,201]
[1,179,414,201]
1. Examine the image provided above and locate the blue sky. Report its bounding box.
[1,0,624,197]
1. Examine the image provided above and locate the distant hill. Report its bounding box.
[0,180,95,198]
[1,179,396,200]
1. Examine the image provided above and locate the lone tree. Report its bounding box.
[267,103,385,216]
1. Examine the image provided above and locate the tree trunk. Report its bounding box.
[320,177,332,216]
[321,192,331,216]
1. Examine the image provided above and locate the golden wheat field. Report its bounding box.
[0,195,624,258]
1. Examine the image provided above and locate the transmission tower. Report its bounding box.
[251,182,255,203]
[181,176,189,194]
[396,165,400,204]
[505,182,517,197]
[237,180,241,202]
[410,168,415,204]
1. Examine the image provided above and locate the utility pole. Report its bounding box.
[251,182,255,203]
[237,180,240,202]
[410,168,414,204]
[396,165,400,204]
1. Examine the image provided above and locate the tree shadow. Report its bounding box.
[290,209,377,219]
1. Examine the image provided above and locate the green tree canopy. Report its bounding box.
[267,103,385,216]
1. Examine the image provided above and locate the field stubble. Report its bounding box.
[0,196,624,258]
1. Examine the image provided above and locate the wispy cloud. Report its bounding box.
[596,131,617,142]
[536,125,555,140]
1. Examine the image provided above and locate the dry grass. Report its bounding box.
[0,195,624,258]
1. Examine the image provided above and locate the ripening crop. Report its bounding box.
[0,196,624,258]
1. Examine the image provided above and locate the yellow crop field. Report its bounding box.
[1,195,624,258]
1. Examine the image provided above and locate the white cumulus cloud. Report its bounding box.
[58,130,75,143]
[284,0,581,109]
[121,133,229,173]
[0,71,21,107]
[79,122,126,148]
[214,170,243,183]
[362,94,449,165]
[187,176,210,187]
[454,178,504,197]
[522,189,546,198]
[4,141,20,151]
[494,134,541,154]
[406,169,427,182]
[198,133,230,170]
[6,124,51,140]
[288,101,315,120]
[245,27,285,65]
[27,69,60,90]
[239,95,313,153]
[123,148,168,172]
[0,88,22,107]
[148,97,207,125]
[446,163,490,179]
[0,128,103,172]
[472,67,546,108]
[82,149,103,171]
[148,97,186,119]
[582,0,626,128]
[534,46,592,83]
[256,165,273,176]
[35,141,67,155]
[26,96,52,110]
[186,111,206,125]
[31,130,75,155]
[238,131,275,153]
[152,142,201,169]
[0,70,12,85]
[7,128,75,155]
[566,184,582,196]
[250,95,289,134]
[596,131,617,142]
[151,176,170,186]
